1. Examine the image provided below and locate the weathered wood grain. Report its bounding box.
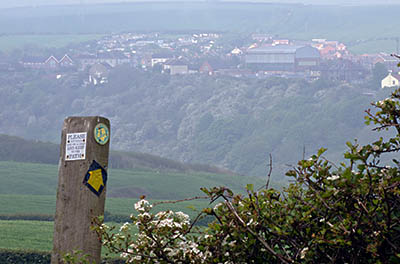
[51,116,110,264]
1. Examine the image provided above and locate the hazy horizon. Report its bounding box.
[1,0,399,9]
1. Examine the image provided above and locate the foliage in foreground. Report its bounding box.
[93,90,400,263]
[0,249,123,264]
[0,249,51,264]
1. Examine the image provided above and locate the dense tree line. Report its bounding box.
[0,65,391,178]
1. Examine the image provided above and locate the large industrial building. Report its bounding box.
[245,45,321,72]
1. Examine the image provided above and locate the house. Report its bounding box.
[45,55,59,69]
[358,54,382,70]
[21,54,74,70]
[21,56,43,69]
[59,54,74,68]
[381,71,400,89]
[151,53,174,67]
[199,61,214,75]
[92,52,130,68]
[272,39,290,46]
[320,59,367,82]
[230,48,243,55]
[163,60,188,75]
[319,45,337,58]
[245,45,320,72]
[216,69,252,78]
[21,56,53,69]
[77,52,130,69]
[88,63,111,85]
[251,34,272,41]
[337,43,347,51]
[76,54,98,69]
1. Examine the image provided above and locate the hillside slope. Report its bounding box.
[0,2,399,46]
[0,161,263,199]
[0,134,232,175]
[0,71,394,178]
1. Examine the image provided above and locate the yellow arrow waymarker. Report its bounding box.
[87,169,104,192]
[83,160,107,196]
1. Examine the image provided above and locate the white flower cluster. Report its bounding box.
[326,175,340,181]
[300,247,309,259]
[119,222,131,232]
[134,199,153,213]
[376,98,393,107]
[213,202,223,211]
[149,210,191,229]
[111,200,214,263]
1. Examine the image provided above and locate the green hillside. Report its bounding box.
[0,161,262,199]
[0,220,54,252]
[0,134,233,175]
[0,2,400,50]
[0,135,262,222]
[0,194,210,221]
[0,159,260,252]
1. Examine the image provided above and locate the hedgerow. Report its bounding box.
[0,249,124,264]
[88,89,400,263]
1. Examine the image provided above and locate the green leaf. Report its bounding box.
[317,147,328,157]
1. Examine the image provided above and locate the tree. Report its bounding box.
[90,88,400,263]
[372,62,388,89]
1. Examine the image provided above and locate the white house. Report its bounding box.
[381,71,400,89]
[151,53,174,67]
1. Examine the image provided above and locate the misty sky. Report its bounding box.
[1,0,400,9]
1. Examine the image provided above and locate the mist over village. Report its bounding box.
[0,1,399,263]
[18,32,397,82]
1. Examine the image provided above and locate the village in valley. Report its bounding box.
[5,32,400,89]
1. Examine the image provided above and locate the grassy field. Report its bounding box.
[0,220,127,255]
[0,162,58,196]
[0,198,210,252]
[0,220,54,251]
[0,160,262,252]
[0,34,102,52]
[0,196,209,252]
[0,160,257,251]
[0,194,211,219]
[0,159,247,222]
[0,195,55,215]
[0,161,264,199]
[0,196,210,252]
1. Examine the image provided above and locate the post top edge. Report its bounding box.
[64,116,110,122]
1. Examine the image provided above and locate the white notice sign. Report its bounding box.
[65,132,87,161]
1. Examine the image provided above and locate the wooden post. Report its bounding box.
[51,116,110,264]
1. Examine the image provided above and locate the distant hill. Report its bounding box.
[0,135,62,165]
[0,2,400,45]
[1,0,399,9]
[0,134,234,175]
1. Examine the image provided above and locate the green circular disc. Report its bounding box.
[94,123,109,145]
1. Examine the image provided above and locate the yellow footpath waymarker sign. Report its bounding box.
[83,160,107,196]
[88,169,104,192]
